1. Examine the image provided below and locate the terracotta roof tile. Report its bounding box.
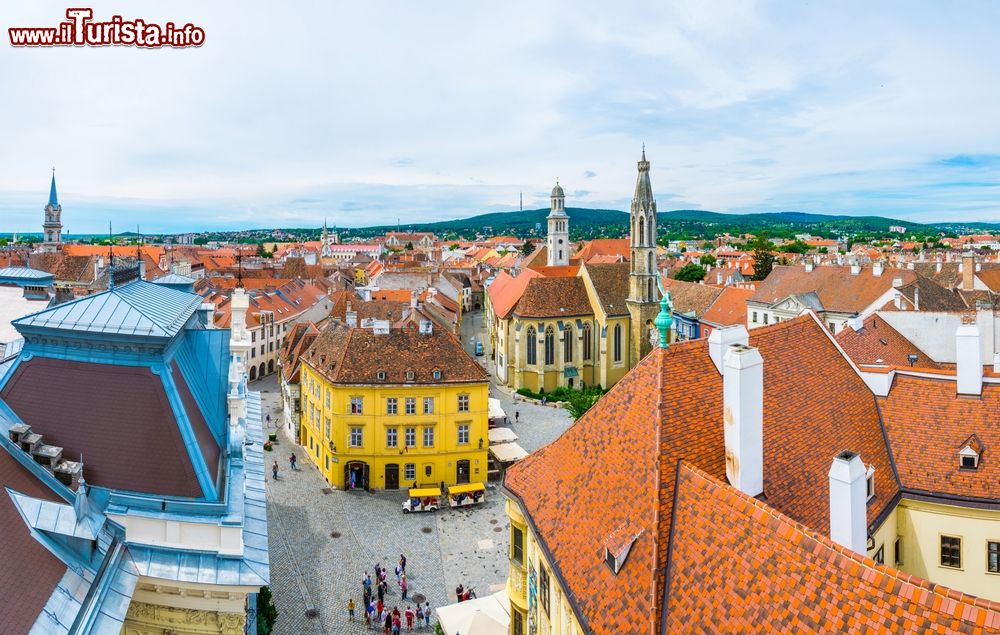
[879,374,1000,500]
[836,314,944,369]
[512,277,592,318]
[662,278,723,318]
[700,285,754,327]
[750,265,916,312]
[664,462,1000,633]
[582,262,630,316]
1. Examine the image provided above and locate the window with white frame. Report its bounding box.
[404,463,416,481]
[405,427,416,448]
[423,397,434,414]
[865,464,876,501]
[405,397,416,415]
[458,394,470,412]
[423,426,434,447]
[386,427,398,448]
[350,396,363,415]
[349,427,363,447]
[386,397,398,415]
[457,424,470,445]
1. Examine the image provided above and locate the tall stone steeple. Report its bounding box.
[546,180,569,266]
[42,168,64,252]
[626,148,660,365]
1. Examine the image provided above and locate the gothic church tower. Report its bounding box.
[42,169,64,252]
[626,149,660,365]
[546,180,569,266]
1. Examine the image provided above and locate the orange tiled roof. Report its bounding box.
[750,265,916,313]
[512,277,591,318]
[836,315,943,369]
[487,269,541,319]
[879,374,1000,501]
[572,238,630,263]
[664,462,1000,632]
[528,265,580,278]
[700,285,753,327]
[505,314,898,634]
[582,262,630,317]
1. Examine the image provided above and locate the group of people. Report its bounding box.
[353,555,433,631]
[270,453,298,480]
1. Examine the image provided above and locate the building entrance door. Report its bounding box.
[385,463,399,490]
[345,462,369,491]
[456,460,470,484]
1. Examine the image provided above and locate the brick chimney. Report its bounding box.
[723,344,764,497]
[962,252,975,291]
[828,451,867,553]
[956,322,982,396]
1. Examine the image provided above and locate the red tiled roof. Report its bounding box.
[1,357,208,498]
[512,277,592,318]
[836,315,943,369]
[750,265,916,313]
[0,450,66,633]
[700,285,753,327]
[664,462,1000,632]
[582,262,630,316]
[879,374,1000,501]
[506,314,898,634]
[487,270,541,319]
[572,239,630,263]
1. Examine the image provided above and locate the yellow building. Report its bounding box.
[298,313,489,491]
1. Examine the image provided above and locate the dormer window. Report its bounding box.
[406,370,415,382]
[865,464,876,501]
[432,369,442,381]
[376,370,387,382]
[959,434,983,470]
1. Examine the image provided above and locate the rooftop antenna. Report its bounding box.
[520,191,523,212]
[136,224,142,260]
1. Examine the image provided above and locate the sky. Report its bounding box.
[2,1,1000,233]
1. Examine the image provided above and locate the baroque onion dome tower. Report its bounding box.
[546,180,569,266]
[42,169,64,252]
[626,148,660,365]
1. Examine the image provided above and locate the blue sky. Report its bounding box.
[2,0,1000,232]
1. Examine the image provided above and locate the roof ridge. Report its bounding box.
[674,461,1000,620]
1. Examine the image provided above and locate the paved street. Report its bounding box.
[256,312,573,634]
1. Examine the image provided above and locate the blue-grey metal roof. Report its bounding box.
[0,266,55,281]
[49,173,59,207]
[14,280,202,338]
[152,273,197,285]
[7,489,101,540]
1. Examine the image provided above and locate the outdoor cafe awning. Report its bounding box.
[490,442,529,463]
[488,427,518,444]
[488,397,506,420]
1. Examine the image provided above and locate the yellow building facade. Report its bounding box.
[297,320,490,491]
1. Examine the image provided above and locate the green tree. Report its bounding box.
[565,386,606,420]
[673,263,707,282]
[521,241,536,256]
[256,586,279,635]
[700,253,717,266]
[752,249,775,281]
[256,242,273,258]
[781,240,809,254]
[405,241,415,250]
[193,236,209,245]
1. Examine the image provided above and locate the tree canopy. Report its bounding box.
[673,263,707,282]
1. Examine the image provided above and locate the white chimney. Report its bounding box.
[850,263,861,275]
[994,352,1000,374]
[936,261,942,273]
[891,276,903,289]
[828,451,868,553]
[717,271,723,285]
[847,315,864,331]
[805,262,814,273]
[723,344,764,498]
[907,262,915,270]
[956,323,982,395]
[708,325,749,374]
[873,261,884,277]
[913,287,919,311]
[893,292,902,310]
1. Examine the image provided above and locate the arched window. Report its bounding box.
[648,216,655,245]
[638,216,645,245]
[563,326,573,363]
[582,323,592,361]
[544,326,555,365]
[648,251,655,273]
[526,326,537,365]
[648,278,654,301]
[613,324,623,363]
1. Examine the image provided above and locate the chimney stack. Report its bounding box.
[956,323,982,395]
[872,261,884,277]
[828,451,868,553]
[708,325,749,374]
[962,252,975,291]
[993,352,1000,374]
[936,261,942,273]
[723,344,764,498]
[850,263,861,275]
[805,262,814,273]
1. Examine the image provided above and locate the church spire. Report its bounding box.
[49,168,58,207]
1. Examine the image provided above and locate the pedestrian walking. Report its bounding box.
[289,453,297,470]
[400,574,408,600]
[423,602,431,627]
[266,413,271,425]
[348,598,355,621]
[399,554,407,573]
[515,410,520,422]
[271,461,278,480]
[415,604,423,629]
[383,610,391,635]
[405,605,414,630]
[377,583,385,603]
[366,600,374,627]
[395,563,402,585]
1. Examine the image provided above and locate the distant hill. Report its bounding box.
[353,207,948,238]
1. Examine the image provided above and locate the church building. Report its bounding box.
[40,170,64,252]
[485,151,661,392]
